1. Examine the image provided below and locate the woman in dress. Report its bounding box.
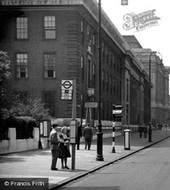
[58,126,71,169]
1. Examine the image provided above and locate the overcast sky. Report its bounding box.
[101,0,170,66]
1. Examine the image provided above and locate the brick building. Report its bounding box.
[0,0,150,126]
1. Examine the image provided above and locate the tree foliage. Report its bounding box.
[8,97,50,121]
[0,51,50,121]
[0,51,12,119]
[0,51,11,82]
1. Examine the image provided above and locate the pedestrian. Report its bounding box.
[77,122,82,150]
[143,124,147,138]
[49,124,60,171]
[83,123,93,150]
[139,125,143,138]
[58,126,71,169]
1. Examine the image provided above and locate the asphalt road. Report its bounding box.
[58,137,170,190]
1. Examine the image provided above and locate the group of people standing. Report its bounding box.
[49,123,93,171]
[49,124,71,171]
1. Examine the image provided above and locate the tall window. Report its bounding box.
[43,91,56,116]
[80,21,84,43]
[16,17,28,39]
[81,56,84,82]
[92,63,96,86]
[110,75,113,94]
[102,70,105,91]
[16,53,28,78]
[87,57,91,88]
[44,16,56,39]
[44,53,56,78]
[106,72,109,92]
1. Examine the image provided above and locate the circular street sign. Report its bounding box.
[62,80,72,89]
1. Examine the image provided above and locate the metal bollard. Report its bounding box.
[124,129,131,150]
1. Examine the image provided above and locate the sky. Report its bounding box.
[101,0,170,66]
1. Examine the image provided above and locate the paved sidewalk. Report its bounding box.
[0,129,169,189]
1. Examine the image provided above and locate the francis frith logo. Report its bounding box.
[123,9,160,31]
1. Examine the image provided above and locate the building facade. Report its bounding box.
[0,0,150,127]
[124,36,170,125]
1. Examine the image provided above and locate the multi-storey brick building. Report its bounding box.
[0,0,150,127]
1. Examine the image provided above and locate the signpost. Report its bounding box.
[61,79,77,170]
[61,80,73,100]
[70,79,77,170]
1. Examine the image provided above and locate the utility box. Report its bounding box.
[124,129,131,150]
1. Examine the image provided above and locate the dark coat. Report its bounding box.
[83,126,93,139]
[58,133,71,158]
[49,129,59,151]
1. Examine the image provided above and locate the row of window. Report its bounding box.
[80,55,121,97]
[17,16,56,39]
[16,53,56,78]
[17,16,121,74]
[16,53,120,98]
[83,21,121,72]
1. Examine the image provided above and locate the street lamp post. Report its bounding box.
[96,0,104,161]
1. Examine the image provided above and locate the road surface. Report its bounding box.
[58,137,170,190]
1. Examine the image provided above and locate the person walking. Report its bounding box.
[143,124,147,138]
[83,123,93,150]
[49,124,60,171]
[58,126,71,169]
[139,125,143,138]
[77,122,82,150]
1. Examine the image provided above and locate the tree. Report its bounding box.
[0,51,11,119]
[9,97,51,121]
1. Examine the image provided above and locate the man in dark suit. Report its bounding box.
[83,123,93,150]
[49,124,59,170]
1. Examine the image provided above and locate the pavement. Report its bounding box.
[0,129,170,190]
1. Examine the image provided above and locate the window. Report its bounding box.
[80,21,84,43]
[81,56,84,82]
[44,16,56,39]
[106,47,109,65]
[102,70,105,91]
[87,57,91,88]
[92,63,96,86]
[110,75,113,94]
[87,25,90,35]
[81,21,84,32]
[102,42,105,62]
[106,73,109,92]
[16,53,28,78]
[16,17,28,39]
[109,52,112,68]
[44,53,56,78]
[43,91,56,116]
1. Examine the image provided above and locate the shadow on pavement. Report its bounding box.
[0,149,51,163]
[0,156,25,163]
